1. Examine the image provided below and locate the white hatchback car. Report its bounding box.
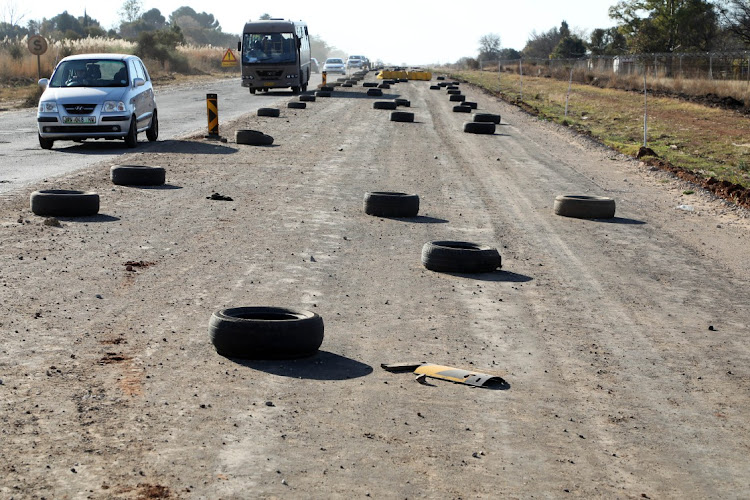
[37,53,158,149]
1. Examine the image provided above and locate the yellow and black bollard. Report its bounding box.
[206,93,219,139]
[322,71,327,86]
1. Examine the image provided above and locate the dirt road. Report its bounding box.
[1,75,749,499]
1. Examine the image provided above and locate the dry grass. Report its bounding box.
[451,69,750,188]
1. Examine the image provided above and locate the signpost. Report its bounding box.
[27,35,48,80]
[221,49,237,67]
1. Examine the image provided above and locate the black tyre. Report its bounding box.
[342,83,352,87]
[364,191,419,217]
[363,82,378,87]
[320,85,334,91]
[437,76,445,80]
[474,113,501,124]
[421,241,501,273]
[463,101,477,109]
[378,83,391,89]
[390,111,414,122]
[453,105,472,113]
[291,86,300,94]
[367,88,383,96]
[315,90,331,97]
[300,95,316,102]
[258,108,280,117]
[447,86,459,90]
[110,165,166,186]
[447,90,461,95]
[553,195,616,219]
[235,129,274,146]
[146,110,158,142]
[209,306,324,359]
[124,116,137,148]
[38,134,54,150]
[288,101,307,109]
[373,101,398,110]
[430,85,440,90]
[30,190,100,217]
[463,122,496,134]
[395,99,410,107]
[449,94,466,102]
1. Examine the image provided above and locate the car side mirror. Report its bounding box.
[133,78,145,88]
[38,78,49,89]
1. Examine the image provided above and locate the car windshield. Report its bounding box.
[49,59,128,88]
[327,59,343,64]
[242,32,297,64]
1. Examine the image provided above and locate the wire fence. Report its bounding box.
[481,51,750,83]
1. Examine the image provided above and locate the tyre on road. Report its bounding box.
[463,122,496,134]
[363,82,378,88]
[320,86,334,92]
[447,90,462,95]
[462,102,477,109]
[367,88,383,96]
[474,113,501,124]
[30,189,100,217]
[378,83,391,89]
[453,105,472,113]
[315,90,332,97]
[553,195,616,219]
[390,111,415,122]
[288,102,307,109]
[300,95,316,102]
[449,95,466,102]
[373,101,398,110]
[235,129,274,146]
[258,108,280,117]
[395,99,410,107]
[430,85,440,90]
[110,165,166,186]
[364,191,419,217]
[209,306,324,359]
[421,241,501,273]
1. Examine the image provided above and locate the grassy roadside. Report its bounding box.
[449,70,750,195]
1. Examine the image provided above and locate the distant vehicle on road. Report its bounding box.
[238,19,311,94]
[36,53,158,150]
[323,58,346,74]
[311,57,320,73]
[347,55,364,69]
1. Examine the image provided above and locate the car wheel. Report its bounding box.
[291,86,300,94]
[146,110,158,142]
[209,306,324,359]
[110,165,166,186]
[124,116,138,148]
[364,191,419,217]
[38,134,54,150]
[30,189,100,217]
[553,195,616,219]
[421,241,501,273]
[249,88,256,94]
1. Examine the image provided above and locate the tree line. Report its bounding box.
[466,0,750,68]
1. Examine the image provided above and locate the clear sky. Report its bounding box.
[8,0,619,64]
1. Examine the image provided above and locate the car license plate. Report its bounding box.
[62,116,96,124]
[263,82,275,87]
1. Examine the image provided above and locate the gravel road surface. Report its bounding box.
[1,74,749,499]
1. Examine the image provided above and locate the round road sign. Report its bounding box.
[28,35,48,56]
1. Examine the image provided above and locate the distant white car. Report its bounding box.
[347,56,363,69]
[323,58,346,75]
[36,53,158,150]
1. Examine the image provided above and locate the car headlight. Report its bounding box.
[102,101,126,112]
[39,101,58,113]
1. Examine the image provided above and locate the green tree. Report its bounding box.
[720,0,750,46]
[523,22,566,58]
[119,0,143,24]
[588,27,628,55]
[259,13,273,20]
[550,34,587,59]
[609,0,719,52]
